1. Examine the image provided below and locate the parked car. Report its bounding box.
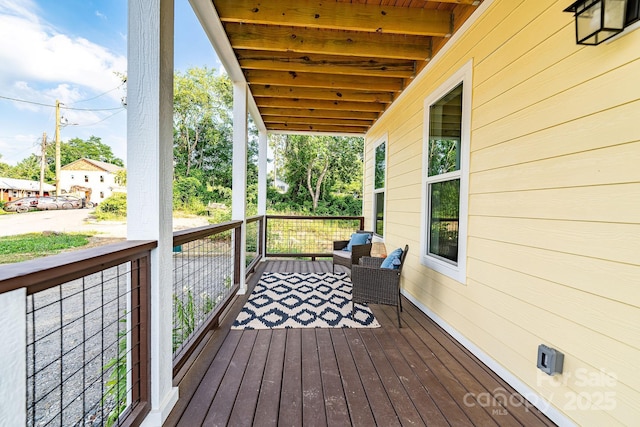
[36,196,82,210]
[3,197,39,213]
[61,195,94,208]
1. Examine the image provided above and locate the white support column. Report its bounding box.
[0,289,26,426]
[257,131,268,259]
[257,131,268,216]
[232,82,248,293]
[128,0,178,425]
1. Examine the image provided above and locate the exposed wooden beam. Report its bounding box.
[214,0,452,36]
[251,85,394,103]
[224,22,432,60]
[245,70,404,92]
[259,107,379,120]
[263,116,372,127]
[237,50,415,78]
[267,123,369,134]
[255,97,386,112]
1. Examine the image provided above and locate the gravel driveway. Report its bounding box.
[0,209,211,238]
[3,209,221,425]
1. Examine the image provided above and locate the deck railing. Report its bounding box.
[171,221,241,377]
[245,215,264,274]
[0,214,366,426]
[0,240,156,427]
[265,215,365,259]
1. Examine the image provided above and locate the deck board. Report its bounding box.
[301,329,327,427]
[227,330,271,427]
[165,260,555,427]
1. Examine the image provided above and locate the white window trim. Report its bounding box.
[372,134,388,238]
[420,60,472,284]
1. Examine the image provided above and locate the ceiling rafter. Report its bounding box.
[262,116,373,127]
[245,70,404,92]
[251,85,394,104]
[224,22,434,60]
[255,98,387,112]
[215,0,453,36]
[237,50,416,78]
[258,107,380,120]
[267,123,370,134]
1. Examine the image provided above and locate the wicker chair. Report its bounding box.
[332,231,373,274]
[351,245,408,328]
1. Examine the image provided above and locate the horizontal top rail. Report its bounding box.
[0,240,157,295]
[266,215,364,222]
[173,220,243,246]
[246,215,264,223]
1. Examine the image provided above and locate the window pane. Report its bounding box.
[626,0,639,25]
[375,192,385,236]
[374,142,386,189]
[428,84,462,176]
[429,180,460,262]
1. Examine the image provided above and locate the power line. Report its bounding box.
[75,108,126,126]
[70,83,125,104]
[0,94,122,111]
[0,95,54,108]
[61,105,123,112]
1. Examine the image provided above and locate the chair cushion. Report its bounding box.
[333,250,352,259]
[381,247,403,269]
[344,232,372,252]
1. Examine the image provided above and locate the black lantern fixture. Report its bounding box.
[564,0,628,45]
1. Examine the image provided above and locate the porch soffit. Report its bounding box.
[204,0,482,135]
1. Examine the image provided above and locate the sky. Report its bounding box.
[0,0,222,166]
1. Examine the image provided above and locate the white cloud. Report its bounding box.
[0,3,126,102]
[0,2,128,166]
[95,10,106,20]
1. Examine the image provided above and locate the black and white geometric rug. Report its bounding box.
[231,272,380,329]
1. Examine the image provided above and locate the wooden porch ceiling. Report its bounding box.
[211,0,483,135]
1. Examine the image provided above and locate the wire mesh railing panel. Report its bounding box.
[26,262,142,427]
[172,230,234,357]
[245,217,261,268]
[266,216,364,258]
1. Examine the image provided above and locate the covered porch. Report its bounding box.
[165,260,554,427]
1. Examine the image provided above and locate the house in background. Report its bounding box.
[59,158,125,205]
[0,177,54,202]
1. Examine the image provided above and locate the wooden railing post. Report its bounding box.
[234,225,242,289]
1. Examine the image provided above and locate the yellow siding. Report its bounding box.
[364,0,640,425]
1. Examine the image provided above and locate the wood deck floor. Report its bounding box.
[164,260,554,427]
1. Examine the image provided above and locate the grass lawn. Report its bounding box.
[0,232,94,264]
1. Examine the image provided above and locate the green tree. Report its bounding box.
[0,154,12,176]
[281,135,363,212]
[173,67,232,178]
[46,136,124,168]
[114,170,127,186]
[172,67,259,209]
[10,155,44,181]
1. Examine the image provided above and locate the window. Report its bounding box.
[373,137,387,237]
[100,175,104,183]
[84,175,89,183]
[625,0,639,26]
[100,192,104,198]
[71,174,74,180]
[421,62,471,283]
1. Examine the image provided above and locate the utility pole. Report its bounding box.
[55,100,61,197]
[39,132,47,197]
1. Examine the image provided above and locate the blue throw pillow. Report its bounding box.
[381,248,403,269]
[344,232,371,252]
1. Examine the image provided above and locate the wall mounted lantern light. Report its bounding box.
[564,0,628,45]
